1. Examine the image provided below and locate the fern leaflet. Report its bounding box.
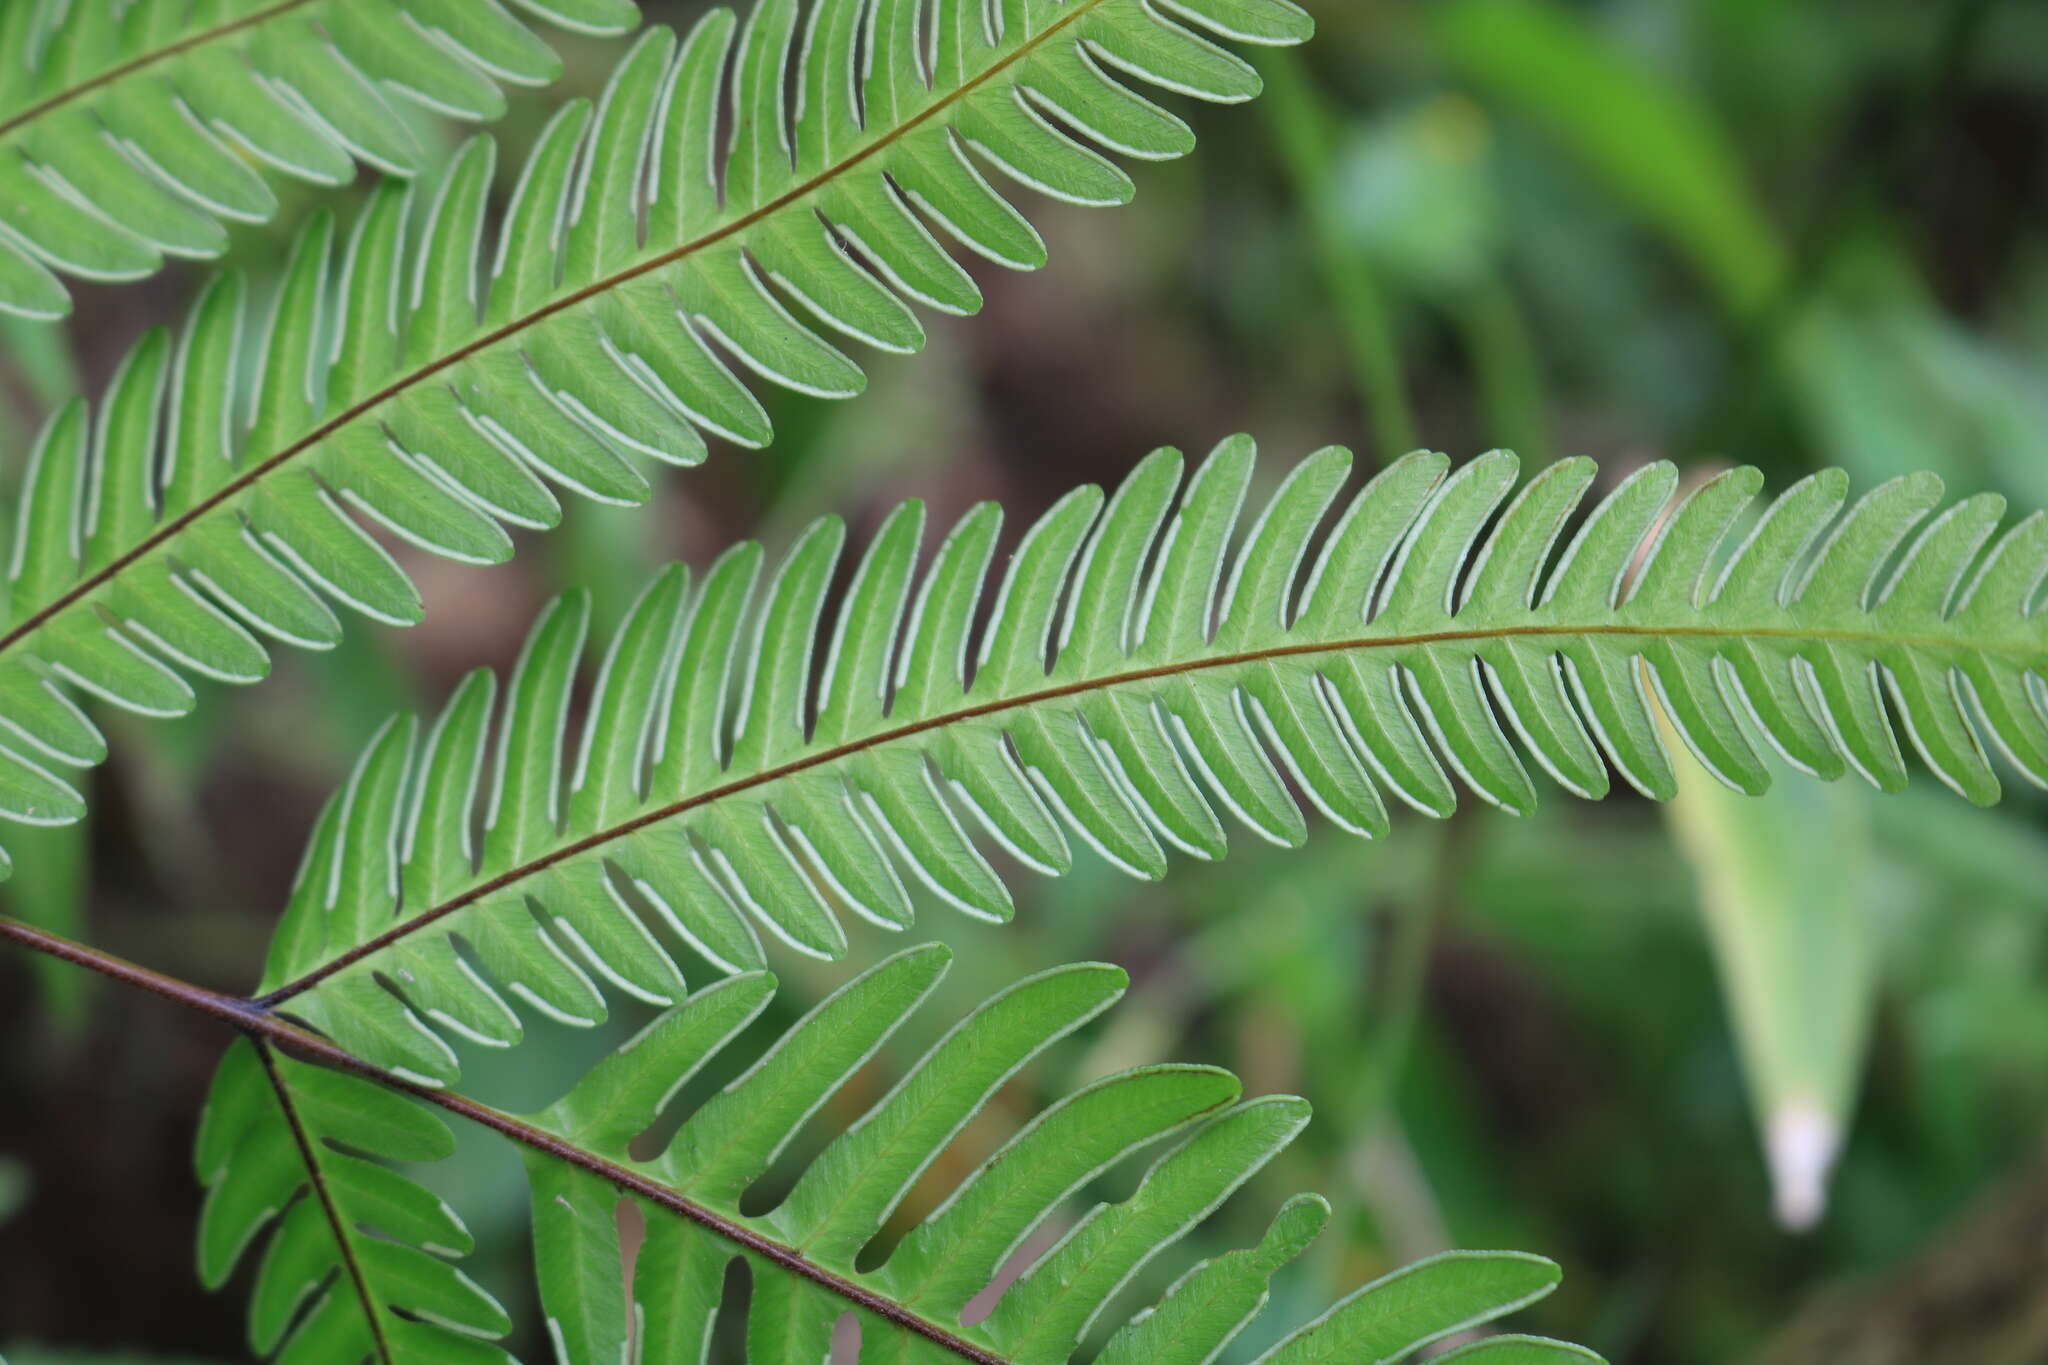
[0,0,1312,873]
[195,1038,508,1363]
[0,0,637,320]
[238,439,2048,1084]
[200,941,1602,1364]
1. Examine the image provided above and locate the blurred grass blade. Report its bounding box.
[1662,713,1877,1230]
[1322,93,1551,462]
[0,770,87,1030]
[0,1154,24,1223]
[1436,0,1784,316]
[1259,51,1418,459]
[1781,243,2048,504]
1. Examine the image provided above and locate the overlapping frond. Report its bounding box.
[0,0,1312,874]
[250,438,2048,1083]
[204,942,1603,1363]
[194,1038,509,1364]
[0,0,637,320]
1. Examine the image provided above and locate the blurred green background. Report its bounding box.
[5,1,2048,1361]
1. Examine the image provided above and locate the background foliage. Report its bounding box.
[3,1,2047,1362]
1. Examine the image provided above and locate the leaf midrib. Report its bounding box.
[0,0,1109,661]
[263,613,2045,1001]
[0,0,317,137]
[256,1037,398,1365]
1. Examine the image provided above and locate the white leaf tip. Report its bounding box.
[1767,1097,1841,1232]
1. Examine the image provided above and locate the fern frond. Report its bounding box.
[203,942,1602,1364]
[247,438,2048,1082]
[0,0,1311,871]
[0,0,634,320]
[194,1038,508,1364]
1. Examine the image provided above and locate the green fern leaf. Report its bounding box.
[193,1038,509,1364]
[0,0,635,320]
[201,942,1601,1363]
[0,0,1311,873]
[244,438,2048,1083]
[1430,1343,1605,1365]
